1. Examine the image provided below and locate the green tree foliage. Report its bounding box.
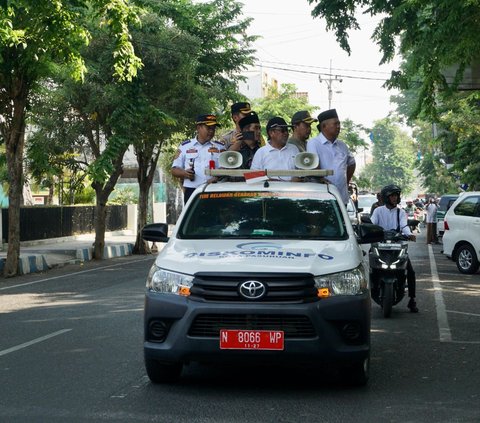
[127,0,256,252]
[252,83,316,137]
[254,83,314,120]
[392,86,478,194]
[27,0,256,255]
[308,0,480,118]
[437,93,480,191]
[339,118,368,155]
[359,118,416,193]
[0,0,142,276]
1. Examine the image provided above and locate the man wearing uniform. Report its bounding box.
[171,114,225,203]
[250,117,299,181]
[287,110,318,152]
[306,109,356,205]
[220,102,252,149]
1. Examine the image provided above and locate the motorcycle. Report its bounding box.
[369,230,410,318]
[405,208,422,233]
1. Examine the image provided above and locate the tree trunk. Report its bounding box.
[93,193,108,260]
[91,146,128,260]
[47,184,54,205]
[3,79,28,277]
[133,175,151,254]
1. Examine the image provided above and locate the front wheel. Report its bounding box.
[340,356,370,387]
[382,283,394,318]
[455,244,480,274]
[145,358,182,384]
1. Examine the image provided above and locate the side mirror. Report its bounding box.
[142,223,169,243]
[356,223,384,244]
[360,215,372,224]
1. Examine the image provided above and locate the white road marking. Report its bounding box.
[428,245,452,342]
[447,310,480,318]
[0,329,72,357]
[0,257,152,291]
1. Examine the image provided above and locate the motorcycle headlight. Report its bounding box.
[146,264,194,295]
[314,266,367,296]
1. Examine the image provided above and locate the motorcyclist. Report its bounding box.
[405,199,421,233]
[404,199,416,217]
[370,184,419,313]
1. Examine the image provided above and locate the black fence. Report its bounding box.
[1,205,127,242]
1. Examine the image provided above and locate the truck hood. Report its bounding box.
[155,239,363,276]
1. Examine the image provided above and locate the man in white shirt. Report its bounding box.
[250,117,299,181]
[171,114,225,203]
[370,184,419,313]
[307,109,355,204]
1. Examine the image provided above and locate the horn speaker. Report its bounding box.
[295,152,319,170]
[218,151,243,169]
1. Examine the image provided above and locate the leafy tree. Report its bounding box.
[128,0,256,254]
[437,93,480,191]
[339,118,368,155]
[0,1,141,276]
[254,83,315,120]
[252,83,316,138]
[359,118,416,193]
[108,187,137,205]
[308,0,480,118]
[391,85,478,194]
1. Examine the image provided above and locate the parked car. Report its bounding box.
[437,194,460,237]
[357,194,378,223]
[347,197,360,225]
[442,192,480,274]
[142,177,384,386]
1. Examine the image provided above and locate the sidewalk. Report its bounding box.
[0,230,138,275]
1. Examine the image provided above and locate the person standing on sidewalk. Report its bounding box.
[425,197,438,244]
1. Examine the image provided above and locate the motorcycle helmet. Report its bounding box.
[381,184,402,206]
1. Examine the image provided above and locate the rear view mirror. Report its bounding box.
[142,223,169,243]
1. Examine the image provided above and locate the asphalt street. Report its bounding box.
[0,229,479,422]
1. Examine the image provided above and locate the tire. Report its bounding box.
[145,358,182,384]
[340,356,370,387]
[381,283,394,318]
[455,244,480,274]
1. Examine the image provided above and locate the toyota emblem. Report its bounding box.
[239,280,266,300]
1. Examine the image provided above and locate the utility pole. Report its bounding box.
[318,59,343,109]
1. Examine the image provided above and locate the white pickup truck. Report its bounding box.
[142,169,384,386]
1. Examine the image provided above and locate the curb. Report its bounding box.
[0,254,49,275]
[0,243,135,276]
[76,243,134,262]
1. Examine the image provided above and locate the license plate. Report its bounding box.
[378,242,402,250]
[219,329,284,350]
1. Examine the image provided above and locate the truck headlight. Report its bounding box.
[314,266,367,296]
[146,264,194,295]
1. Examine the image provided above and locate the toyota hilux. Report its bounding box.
[142,175,383,386]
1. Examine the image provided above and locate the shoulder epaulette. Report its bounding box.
[181,139,192,146]
[214,139,225,146]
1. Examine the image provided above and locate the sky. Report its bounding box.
[238,0,402,129]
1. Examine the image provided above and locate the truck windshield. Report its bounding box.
[177,191,347,240]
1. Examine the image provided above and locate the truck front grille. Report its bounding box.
[189,272,318,303]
